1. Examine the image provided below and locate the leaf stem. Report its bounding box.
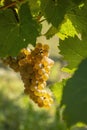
[39,19,46,23]
[0,1,16,10]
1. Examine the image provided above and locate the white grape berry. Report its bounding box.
[2,43,54,108]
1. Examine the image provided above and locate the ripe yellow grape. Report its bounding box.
[34,63,42,70]
[38,68,45,75]
[36,43,43,49]
[42,73,49,81]
[45,66,51,72]
[29,85,37,91]
[2,43,54,108]
[43,44,49,51]
[43,99,49,105]
[34,89,45,96]
[37,84,45,90]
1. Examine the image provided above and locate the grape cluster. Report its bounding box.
[3,43,54,108]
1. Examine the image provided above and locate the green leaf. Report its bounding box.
[45,17,77,40]
[0,2,40,57]
[67,2,87,35]
[61,58,87,127]
[59,36,87,69]
[19,2,40,44]
[72,0,84,5]
[51,80,66,104]
[58,18,77,40]
[40,0,70,28]
[28,0,40,16]
[45,26,58,39]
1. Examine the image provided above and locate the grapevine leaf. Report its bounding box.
[61,58,87,127]
[19,2,40,45]
[67,2,87,35]
[72,0,84,5]
[28,0,40,16]
[45,26,58,39]
[59,36,87,69]
[58,18,77,40]
[0,2,40,57]
[45,18,77,39]
[40,0,70,28]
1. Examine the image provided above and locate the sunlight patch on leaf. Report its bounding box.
[58,18,77,40]
[61,67,76,74]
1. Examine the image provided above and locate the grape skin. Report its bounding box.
[2,43,54,108]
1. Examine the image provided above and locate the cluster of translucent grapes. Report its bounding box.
[3,43,54,108]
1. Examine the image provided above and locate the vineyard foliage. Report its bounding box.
[0,0,87,128]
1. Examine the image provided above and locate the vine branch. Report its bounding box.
[0,1,16,10]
